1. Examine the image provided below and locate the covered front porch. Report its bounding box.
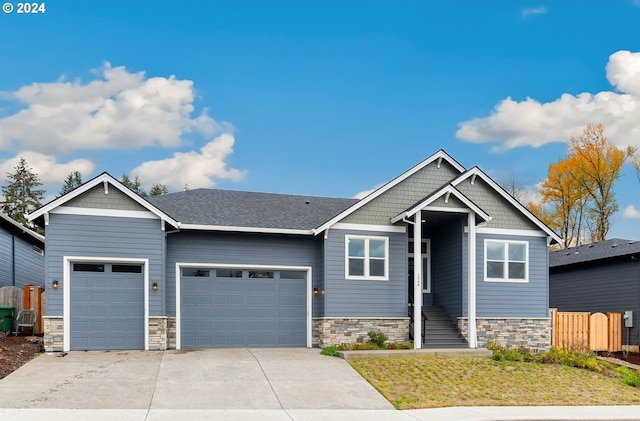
[392,184,491,349]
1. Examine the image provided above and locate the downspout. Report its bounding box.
[11,234,15,286]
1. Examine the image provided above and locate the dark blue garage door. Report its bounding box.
[70,262,144,350]
[181,268,307,348]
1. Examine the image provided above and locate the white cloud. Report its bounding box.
[0,151,94,184]
[131,133,246,190]
[456,50,640,150]
[522,6,547,17]
[0,63,220,154]
[353,184,384,199]
[623,205,640,219]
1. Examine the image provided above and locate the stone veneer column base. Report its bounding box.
[148,317,168,350]
[43,316,64,352]
[313,317,410,348]
[458,317,551,351]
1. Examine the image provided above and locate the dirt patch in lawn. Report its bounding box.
[0,333,44,379]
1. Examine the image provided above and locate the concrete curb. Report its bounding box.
[337,348,492,360]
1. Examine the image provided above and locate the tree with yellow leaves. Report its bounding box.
[533,123,635,246]
[568,124,636,242]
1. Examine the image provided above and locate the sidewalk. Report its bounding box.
[2,406,640,421]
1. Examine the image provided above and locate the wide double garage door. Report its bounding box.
[70,262,144,351]
[180,267,307,348]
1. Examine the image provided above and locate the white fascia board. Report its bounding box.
[473,227,549,237]
[0,212,45,243]
[391,185,491,224]
[313,150,466,235]
[179,223,314,235]
[331,223,406,233]
[28,172,179,227]
[451,167,563,244]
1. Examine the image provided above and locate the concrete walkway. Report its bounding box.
[0,349,639,420]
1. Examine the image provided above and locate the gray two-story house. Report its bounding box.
[29,150,560,352]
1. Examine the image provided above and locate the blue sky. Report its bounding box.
[1,1,640,240]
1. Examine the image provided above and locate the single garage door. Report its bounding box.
[70,262,145,350]
[180,267,307,348]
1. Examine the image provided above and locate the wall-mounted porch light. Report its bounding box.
[52,280,59,289]
[152,282,158,291]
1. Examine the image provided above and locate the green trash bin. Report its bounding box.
[0,306,15,332]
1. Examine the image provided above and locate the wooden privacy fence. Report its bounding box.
[550,309,622,352]
[0,284,44,334]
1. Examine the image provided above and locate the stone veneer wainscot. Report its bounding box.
[314,317,410,348]
[43,316,64,352]
[458,317,551,351]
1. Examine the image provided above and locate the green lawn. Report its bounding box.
[349,356,640,409]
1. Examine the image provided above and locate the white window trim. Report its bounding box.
[484,240,529,283]
[345,235,389,281]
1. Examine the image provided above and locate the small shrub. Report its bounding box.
[399,341,412,349]
[367,331,388,347]
[617,366,640,387]
[387,342,397,350]
[320,345,338,357]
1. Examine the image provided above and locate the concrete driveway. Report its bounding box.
[0,348,392,411]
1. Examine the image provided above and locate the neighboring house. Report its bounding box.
[28,150,560,352]
[0,212,45,289]
[549,239,640,351]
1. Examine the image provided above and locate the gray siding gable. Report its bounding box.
[342,161,462,225]
[456,179,540,231]
[66,184,148,211]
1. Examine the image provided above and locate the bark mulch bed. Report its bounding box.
[0,333,44,379]
[596,351,640,369]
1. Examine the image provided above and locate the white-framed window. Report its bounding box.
[484,240,528,283]
[345,235,389,280]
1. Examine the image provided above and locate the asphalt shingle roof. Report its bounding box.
[549,238,640,268]
[146,188,359,231]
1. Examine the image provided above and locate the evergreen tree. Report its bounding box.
[121,174,147,197]
[59,170,83,196]
[1,157,45,227]
[149,183,169,196]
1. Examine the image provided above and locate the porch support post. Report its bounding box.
[467,212,477,348]
[413,212,423,349]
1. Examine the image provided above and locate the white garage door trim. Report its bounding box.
[63,256,150,352]
[176,262,312,349]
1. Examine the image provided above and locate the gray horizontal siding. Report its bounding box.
[0,229,12,287]
[324,229,407,317]
[550,260,640,346]
[431,219,463,320]
[14,235,44,288]
[0,228,44,288]
[45,214,163,316]
[165,232,323,317]
[475,234,549,318]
